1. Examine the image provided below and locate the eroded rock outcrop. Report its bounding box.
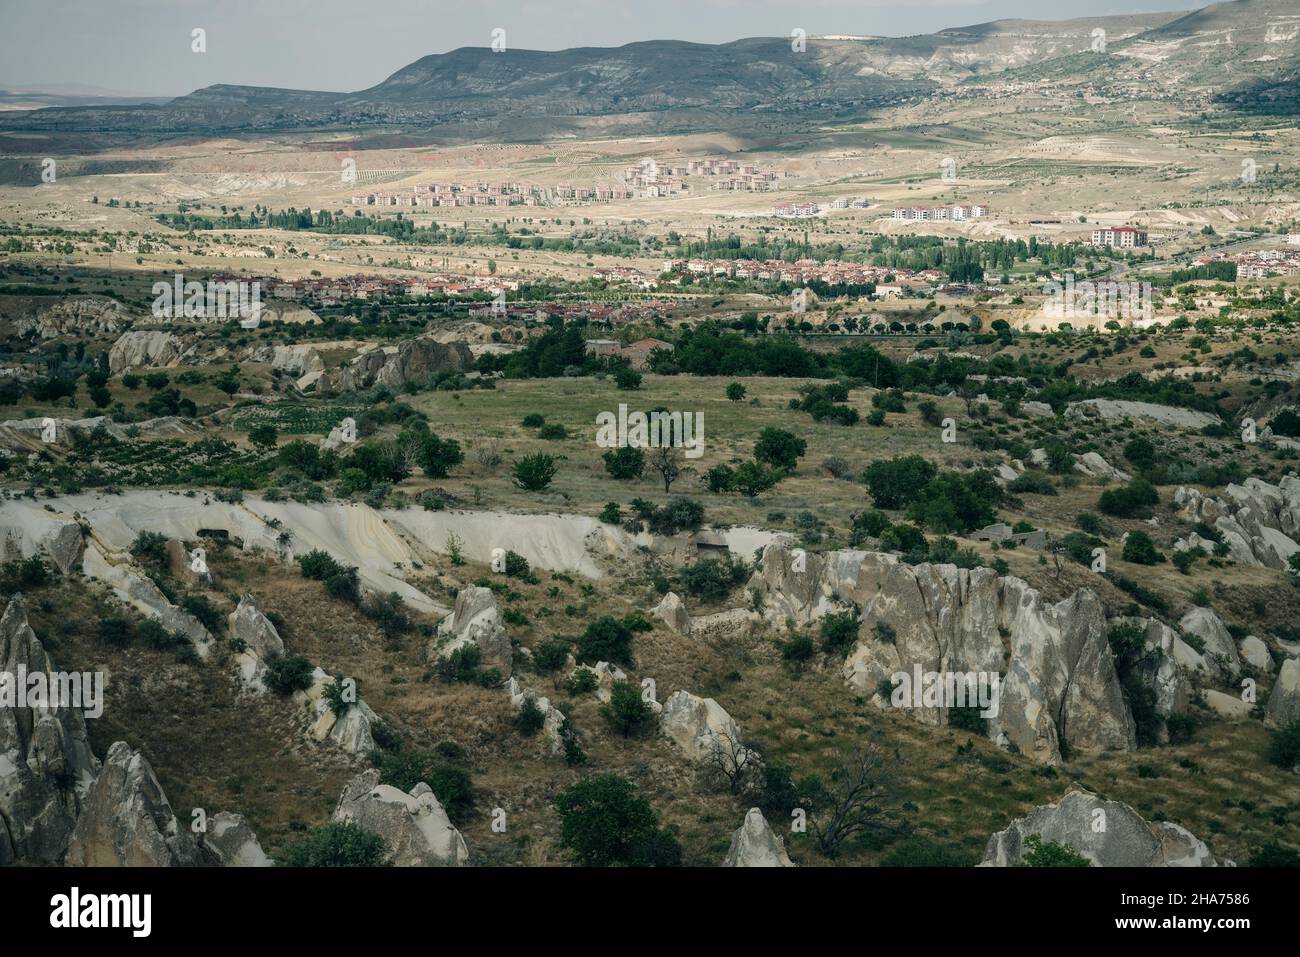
[227,594,285,692]
[82,539,214,658]
[65,741,205,867]
[652,592,692,634]
[1177,607,1242,682]
[0,508,83,574]
[332,769,468,866]
[297,667,380,755]
[16,297,125,339]
[752,543,1135,765]
[505,677,567,753]
[317,338,472,394]
[1174,476,1300,569]
[0,596,100,864]
[201,811,272,867]
[980,788,1223,867]
[108,330,187,372]
[661,689,746,763]
[432,586,512,674]
[1065,399,1221,431]
[748,542,897,624]
[722,808,795,867]
[1074,451,1131,482]
[1265,658,1300,732]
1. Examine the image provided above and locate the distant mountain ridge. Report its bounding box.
[2,0,1296,135]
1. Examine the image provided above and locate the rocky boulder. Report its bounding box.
[65,742,206,866]
[661,690,744,762]
[651,592,692,634]
[332,770,468,866]
[1174,476,1300,569]
[1074,451,1131,482]
[297,668,380,755]
[108,330,186,373]
[227,594,286,692]
[1177,607,1241,682]
[722,808,795,867]
[201,812,272,867]
[980,788,1223,867]
[318,339,472,394]
[1265,658,1300,731]
[432,586,512,673]
[1241,635,1273,673]
[505,677,568,752]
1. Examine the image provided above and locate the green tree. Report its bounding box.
[863,456,937,510]
[279,821,392,867]
[602,446,645,480]
[599,680,655,737]
[753,427,807,471]
[417,433,464,478]
[248,423,278,451]
[553,774,681,867]
[513,453,557,491]
[1021,834,1090,867]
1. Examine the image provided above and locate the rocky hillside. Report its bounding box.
[4,1,1296,134]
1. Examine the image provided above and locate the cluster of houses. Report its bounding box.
[583,337,675,368]
[622,157,784,197]
[351,182,538,208]
[1089,226,1148,248]
[590,266,657,289]
[661,257,947,290]
[890,204,991,222]
[350,180,643,208]
[829,197,874,210]
[252,272,520,304]
[773,202,821,218]
[553,184,637,201]
[1192,240,1300,279]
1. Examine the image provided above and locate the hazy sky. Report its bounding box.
[0,0,1211,97]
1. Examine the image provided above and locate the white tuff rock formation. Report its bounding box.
[227,593,286,691]
[1173,476,1300,569]
[752,543,1136,765]
[0,596,100,864]
[651,591,692,634]
[433,586,512,673]
[108,330,188,373]
[505,677,568,752]
[1265,658,1300,731]
[1065,399,1221,431]
[660,689,746,763]
[297,667,381,755]
[65,742,206,867]
[980,788,1223,867]
[332,770,468,866]
[201,812,272,867]
[722,808,795,867]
